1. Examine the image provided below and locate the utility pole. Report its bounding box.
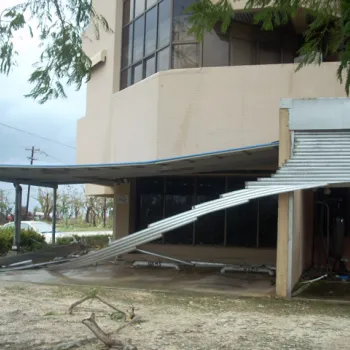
[103,198,107,228]
[25,146,40,219]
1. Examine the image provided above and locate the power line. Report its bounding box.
[0,122,76,149]
[39,151,65,164]
[25,146,42,218]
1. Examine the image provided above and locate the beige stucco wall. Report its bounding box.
[79,63,345,167]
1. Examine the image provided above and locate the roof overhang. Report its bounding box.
[0,141,278,187]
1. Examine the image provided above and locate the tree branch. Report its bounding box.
[82,313,138,350]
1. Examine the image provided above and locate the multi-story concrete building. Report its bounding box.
[76,0,347,296]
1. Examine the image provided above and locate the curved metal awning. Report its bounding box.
[0,141,278,187]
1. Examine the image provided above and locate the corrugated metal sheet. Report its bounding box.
[53,130,342,270]
[53,184,324,270]
[247,131,350,187]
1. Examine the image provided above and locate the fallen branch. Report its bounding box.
[48,317,141,350]
[82,313,138,349]
[68,295,90,315]
[68,293,127,320]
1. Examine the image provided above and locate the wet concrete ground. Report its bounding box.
[0,263,275,296]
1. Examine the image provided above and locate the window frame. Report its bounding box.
[120,0,203,89]
[120,0,173,89]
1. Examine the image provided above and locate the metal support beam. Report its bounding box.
[52,185,58,245]
[12,184,22,252]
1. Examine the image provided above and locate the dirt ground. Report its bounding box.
[1,281,350,350]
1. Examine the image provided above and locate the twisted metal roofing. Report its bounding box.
[52,130,347,270]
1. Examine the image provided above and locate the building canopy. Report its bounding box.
[0,142,278,187]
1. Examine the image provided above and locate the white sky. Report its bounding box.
[0,0,87,208]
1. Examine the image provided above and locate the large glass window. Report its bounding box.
[195,177,225,245]
[172,0,197,42]
[121,0,199,90]
[226,177,258,247]
[136,177,164,244]
[164,177,194,244]
[135,175,278,248]
[121,4,308,89]
[121,0,171,89]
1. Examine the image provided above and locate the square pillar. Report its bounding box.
[276,108,293,297]
[113,182,131,240]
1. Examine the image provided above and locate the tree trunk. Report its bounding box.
[85,207,91,223]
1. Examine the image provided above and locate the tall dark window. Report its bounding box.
[195,177,225,245]
[121,0,199,89]
[172,0,199,69]
[135,175,278,248]
[164,177,194,244]
[121,0,171,89]
[226,177,258,247]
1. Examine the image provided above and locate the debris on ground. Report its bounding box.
[0,243,87,271]
[2,281,350,350]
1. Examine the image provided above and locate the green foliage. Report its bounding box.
[0,0,112,103]
[188,0,350,95]
[0,227,46,254]
[0,228,13,254]
[56,233,111,249]
[0,190,12,218]
[187,0,234,40]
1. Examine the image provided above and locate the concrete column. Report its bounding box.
[113,182,131,240]
[276,108,292,297]
[52,186,58,245]
[12,184,22,252]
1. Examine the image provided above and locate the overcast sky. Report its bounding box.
[0,0,86,209]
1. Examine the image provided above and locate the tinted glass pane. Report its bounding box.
[123,0,134,25]
[145,56,155,77]
[203,31,229,67]
[195,177,225,245]
[136,177,164,243]
[226,201,258,247]
[145,7,157,55]
[158,0,171,48]
[164,177,194,244]
[226,176,258,247]
[259,195,278,247]
[122,25,133,68]
[231,38,257,66]
[157,46,170,71]
[133,16,145,62]
[146,0,157,8]
[173,0,196,42]
[172,44,199,69]
[259,41,281,65]
[133,63,143,83]
[121,69,132,89]
[134,0,145,17]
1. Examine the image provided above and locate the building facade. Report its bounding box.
[77,0,346,296]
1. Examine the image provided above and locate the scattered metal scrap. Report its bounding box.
[131,248,275,276]
[0,243,86,272]
[0,259,70,272]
